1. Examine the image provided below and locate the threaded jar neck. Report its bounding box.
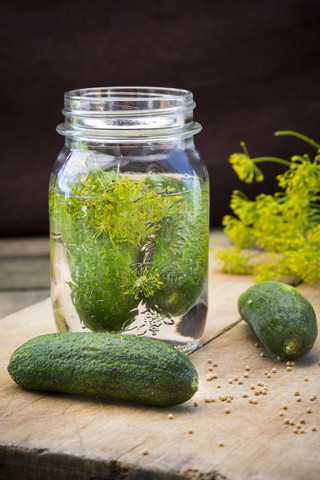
[57,86,202,142]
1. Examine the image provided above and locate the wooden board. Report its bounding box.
[1,261,320,480]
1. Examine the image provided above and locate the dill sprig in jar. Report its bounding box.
[49,87,209,352]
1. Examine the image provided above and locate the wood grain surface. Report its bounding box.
[1,253,320,480]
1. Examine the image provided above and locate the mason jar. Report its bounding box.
[49,86,209,352]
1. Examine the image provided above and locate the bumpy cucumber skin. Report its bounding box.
[238,281,318,359]
[7,333,199,406]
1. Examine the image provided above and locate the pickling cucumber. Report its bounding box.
[238,281,318,359]
[7,332,199,406]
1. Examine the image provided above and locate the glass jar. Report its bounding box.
[49,86,209,352]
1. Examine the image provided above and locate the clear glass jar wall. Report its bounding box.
[49,87,209,352]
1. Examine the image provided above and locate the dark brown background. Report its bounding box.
[1,0,320,236]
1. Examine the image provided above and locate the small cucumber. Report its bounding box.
[238,281,318,359]
[7,332,198,406]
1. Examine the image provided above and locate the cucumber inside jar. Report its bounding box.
[51,168,209,332]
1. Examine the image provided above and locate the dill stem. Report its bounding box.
[253,157,291,167]
[274,130,320,150]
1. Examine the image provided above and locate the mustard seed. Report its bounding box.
[193,401,199,407]
[284,419,290,424]
[208,359,212,364]
[242,393,248,398]
[289,420,295,425]
[168,414,174,420]
[260,352,265,357]
[205,398,211,403]
[296,398,302,402]
[217,384,221,388]
[206,375,213,381]
[255,343,259,347]
[213,362,218,367]
[294,391,300,396]
[244,373,249,378]
[249,399,253,404]
[212,373,217,379]
[238,380,243,385]
[272,368,277,373]
[307,407,312,414]
[312,426,317,431]
[300,419,305,424]
[264,371,268,376]
[218,442,224,447]
[267,373,271,378]
[310,395,316,401]
[245,366,250,371]
[208,366,213,371]
[286,361,291,366]
[296,423,301,429]
[234,376,239,381]
[287,367,292,371]
[293,428,298,434]
[142,448,148,455]
[211,398,216,403]
[290,361,295,366]
[257,382,262,386]
[227,398,231,403]
[251,385,255,390]
[253,399,258,404]
[305,377,309,382]
[283,405,288,410]
[279,412,284,417]
[300,429,305,434]
[188,428,193,434]
[228,380,233,384]
[225,408,231,414]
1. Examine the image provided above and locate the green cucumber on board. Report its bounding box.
[238,281,318,359]
[7,332,199,407]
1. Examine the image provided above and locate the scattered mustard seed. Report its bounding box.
[272,368,277,373]
[286,361,291,366]
[206,375,213,382]
[234,376,239,381]
[193,401,199,407]
[293,428,298,434]
[305,377,309,382]
[300,419,305,424]
[212,373,217,379]
[244,373,249,378]
[290,361,295,366]
[312,426,317,431]
[282,405,288,410]
[217,384,221,388]
[205,398,211,403]
[252,399,258,404]
[289,420,295,426]
[310,395,316,401]
[294,391,300,396]
[307,407,312,414]
[227,398,232,403]
[168,414,174,420]
[141,448,148,456]
[208,366,213,371]
[260,352,265,358]
[296,423,301,429]
[225,408,231,414]
[284,419,290,424]
[208,359,212,364]
[228,380,233,384]
[279,412,284,417]
[296,398,302,403]
[267,373,271,378]
[245,366,250,371]
[287,367,292,372]
[188,428,193,434]
[218,442,224,447]
[238,380,243,385]
[242,393,248,398]
[300,429,305,434]
[213,362,218,367]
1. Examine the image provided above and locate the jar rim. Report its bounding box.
[63,86,195,115]
[58,86,202,141]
